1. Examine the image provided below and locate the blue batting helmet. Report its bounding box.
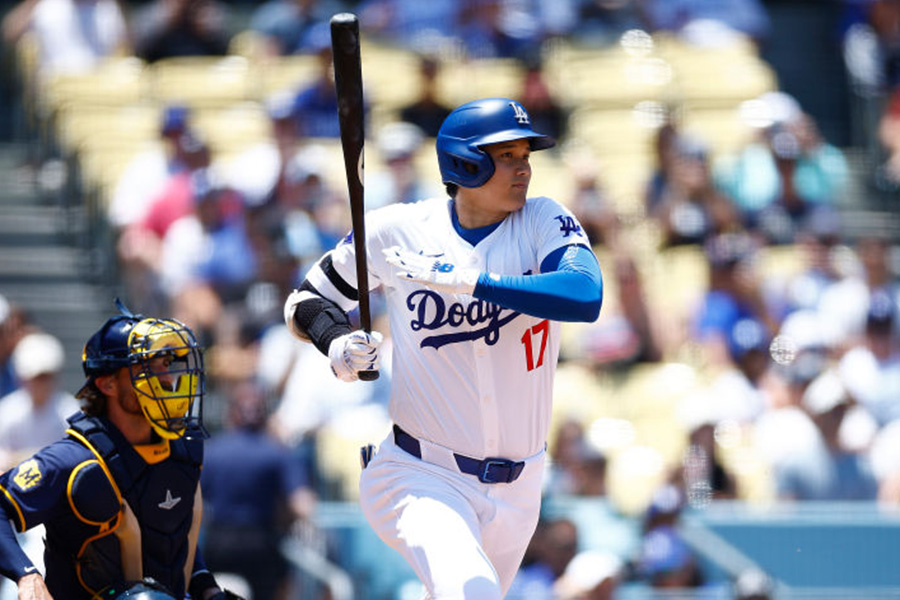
[436,98,555,188]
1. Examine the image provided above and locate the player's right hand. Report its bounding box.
[328,330,383,382]
[17,572,53,600]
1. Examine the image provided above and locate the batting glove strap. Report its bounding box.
[383,246,480,295]
[328,330,383,382]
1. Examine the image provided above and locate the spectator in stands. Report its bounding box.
[518,56,567,142]
[637,0,771,47]
[115,131,215,316]
[0,331,75,600]
[838,289,900,427]
[716,92,849,244]
[756,364,879,501]
[0,295,29,398]
[568,0,644,47]
[875,80,900,189]
[545,418,589,496]
[636,483,705,588]
[139,132,216,240]
[357,0,462,51]
[399,55,453,138]
[249,0,347,56]
[733,568,775,600]
[553,549,623,600]
[222,91,304,209]
[693,232,780,368]
[457,0,545,59]
[276,144,352,276]
[680,409,739,504]
[291,32,342,138]
[580,250,663,368]
[108,104,195,230]
[0,331,78,472]
[783,206,845,314]
[508,517,580,599]
[367,121,443,209]
[542,417,609,497]
[702,316,770,424]
[645,120,681,214]
[818,232,900,354]
[868,416,900,505]
[565,148,619,248]
[648,134,740,249]
[1,0,129,77]
[844,0,900,91]
[201,377,316,600]
[257,311,391,497]
[160,168,255,335]
[131,0,232,63]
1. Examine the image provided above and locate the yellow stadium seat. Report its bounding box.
[192,102,272,156]
[148,56,253,108]
[54,103,161,157]
[436,58,527,108]
[40,57,148,115]
[257,54,323,98]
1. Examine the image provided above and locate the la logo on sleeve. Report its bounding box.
[13,459,42,491]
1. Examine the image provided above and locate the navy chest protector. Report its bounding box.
[61,413,203,598]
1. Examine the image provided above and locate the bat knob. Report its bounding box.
[359,370,379,381]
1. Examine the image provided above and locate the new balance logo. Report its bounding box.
[158,489,181,510]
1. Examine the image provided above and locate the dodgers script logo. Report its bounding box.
[407,290,520,349]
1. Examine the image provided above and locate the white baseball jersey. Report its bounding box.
[305,195,590,461]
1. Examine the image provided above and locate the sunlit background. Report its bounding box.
[0,0,899,599]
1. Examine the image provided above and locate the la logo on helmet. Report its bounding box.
[510,102,530,125]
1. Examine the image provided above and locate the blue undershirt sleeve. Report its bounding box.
[0,504,34,582]
[472,244,603,322]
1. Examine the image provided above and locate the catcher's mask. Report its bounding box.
[77,300,205,440]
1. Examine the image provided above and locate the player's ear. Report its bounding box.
[94,373,118,397]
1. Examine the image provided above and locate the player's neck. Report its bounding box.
[452,195,508,230]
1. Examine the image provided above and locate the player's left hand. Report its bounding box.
[328,330,383,382]
[383,246,480,295]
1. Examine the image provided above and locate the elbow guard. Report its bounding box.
[283,282,353,355]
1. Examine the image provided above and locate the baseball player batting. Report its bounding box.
[283,97,603,599]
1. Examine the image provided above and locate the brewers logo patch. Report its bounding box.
[13,459,42,491]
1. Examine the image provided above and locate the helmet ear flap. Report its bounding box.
[436,137,495,188]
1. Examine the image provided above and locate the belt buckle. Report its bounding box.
[479,458,518,484]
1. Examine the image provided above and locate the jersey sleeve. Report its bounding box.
[529,196,593,268]
[0,441,88,532]
[302,203,406,311]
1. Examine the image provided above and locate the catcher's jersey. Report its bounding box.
[307,196,590,460]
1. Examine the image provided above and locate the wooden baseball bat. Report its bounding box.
[331,13,378,381]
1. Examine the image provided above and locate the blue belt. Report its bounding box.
[393,424,525,484]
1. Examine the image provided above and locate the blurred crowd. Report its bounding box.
[2,0,900,598]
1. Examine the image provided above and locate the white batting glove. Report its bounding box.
[383,246,480,295]
[328,330,383,382]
